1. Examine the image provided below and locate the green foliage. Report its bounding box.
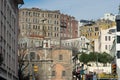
[79,52,113,64]
[79,52,89,64]
[88,52,97,62]
[98,52,114,64]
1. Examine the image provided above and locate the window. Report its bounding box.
[117,36,120,43]
[105,45,107,50]
[108,36,111,41]
[30,52,35,60]
[95,27,99,31]
[105,36,107,41]
[116,20,120,31]
[117,51,120,58]
[62,71,66,76]
[52,71,55,76]
[59,54,63,60]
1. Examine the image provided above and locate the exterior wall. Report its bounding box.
[94,39,99,52]
[98,27,116,54]
[51,49,73,80]
[0,0,23,80]
[19,8,61,46]
[78,22,81,37]
[88,66,111,74]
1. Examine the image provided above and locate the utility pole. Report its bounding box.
[41,19,49,80]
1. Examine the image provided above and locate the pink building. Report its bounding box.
[60,14,78,39]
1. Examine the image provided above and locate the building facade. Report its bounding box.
[97,27,116,53]
[115,7,120,80]
[60,14,78,39]
[20,48,73,80]
[0,0,24,80]
[61,36,90,53]
[18,8,77,80]
[79,19,115,41]
[19,8,61,46]
[101,13,116,21]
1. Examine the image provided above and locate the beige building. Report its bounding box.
[0,0,24,80]
[19,8,79,47]
[22,48,73,80]
[80,19,115,41]
[19,8,61,46]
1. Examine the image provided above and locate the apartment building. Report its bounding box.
[97,27,116,53]
[79,19,115,41]
[115,8,120,80]
[101,13,116,21]
[60,14,78,39]
[19,8,61,46]
[0,0,24,80]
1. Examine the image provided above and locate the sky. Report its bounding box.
[21,0,119,20]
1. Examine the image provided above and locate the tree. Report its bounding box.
[18,49,29,80]
[79,52,89,64]
[88,52,97,62]
[98,52,113,65]
[79,52,113,64]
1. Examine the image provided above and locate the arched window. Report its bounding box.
[52,71,55,76]
[62,70,66,76]
[30,52,35,60]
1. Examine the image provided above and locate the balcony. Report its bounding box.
[60,22,67,28]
